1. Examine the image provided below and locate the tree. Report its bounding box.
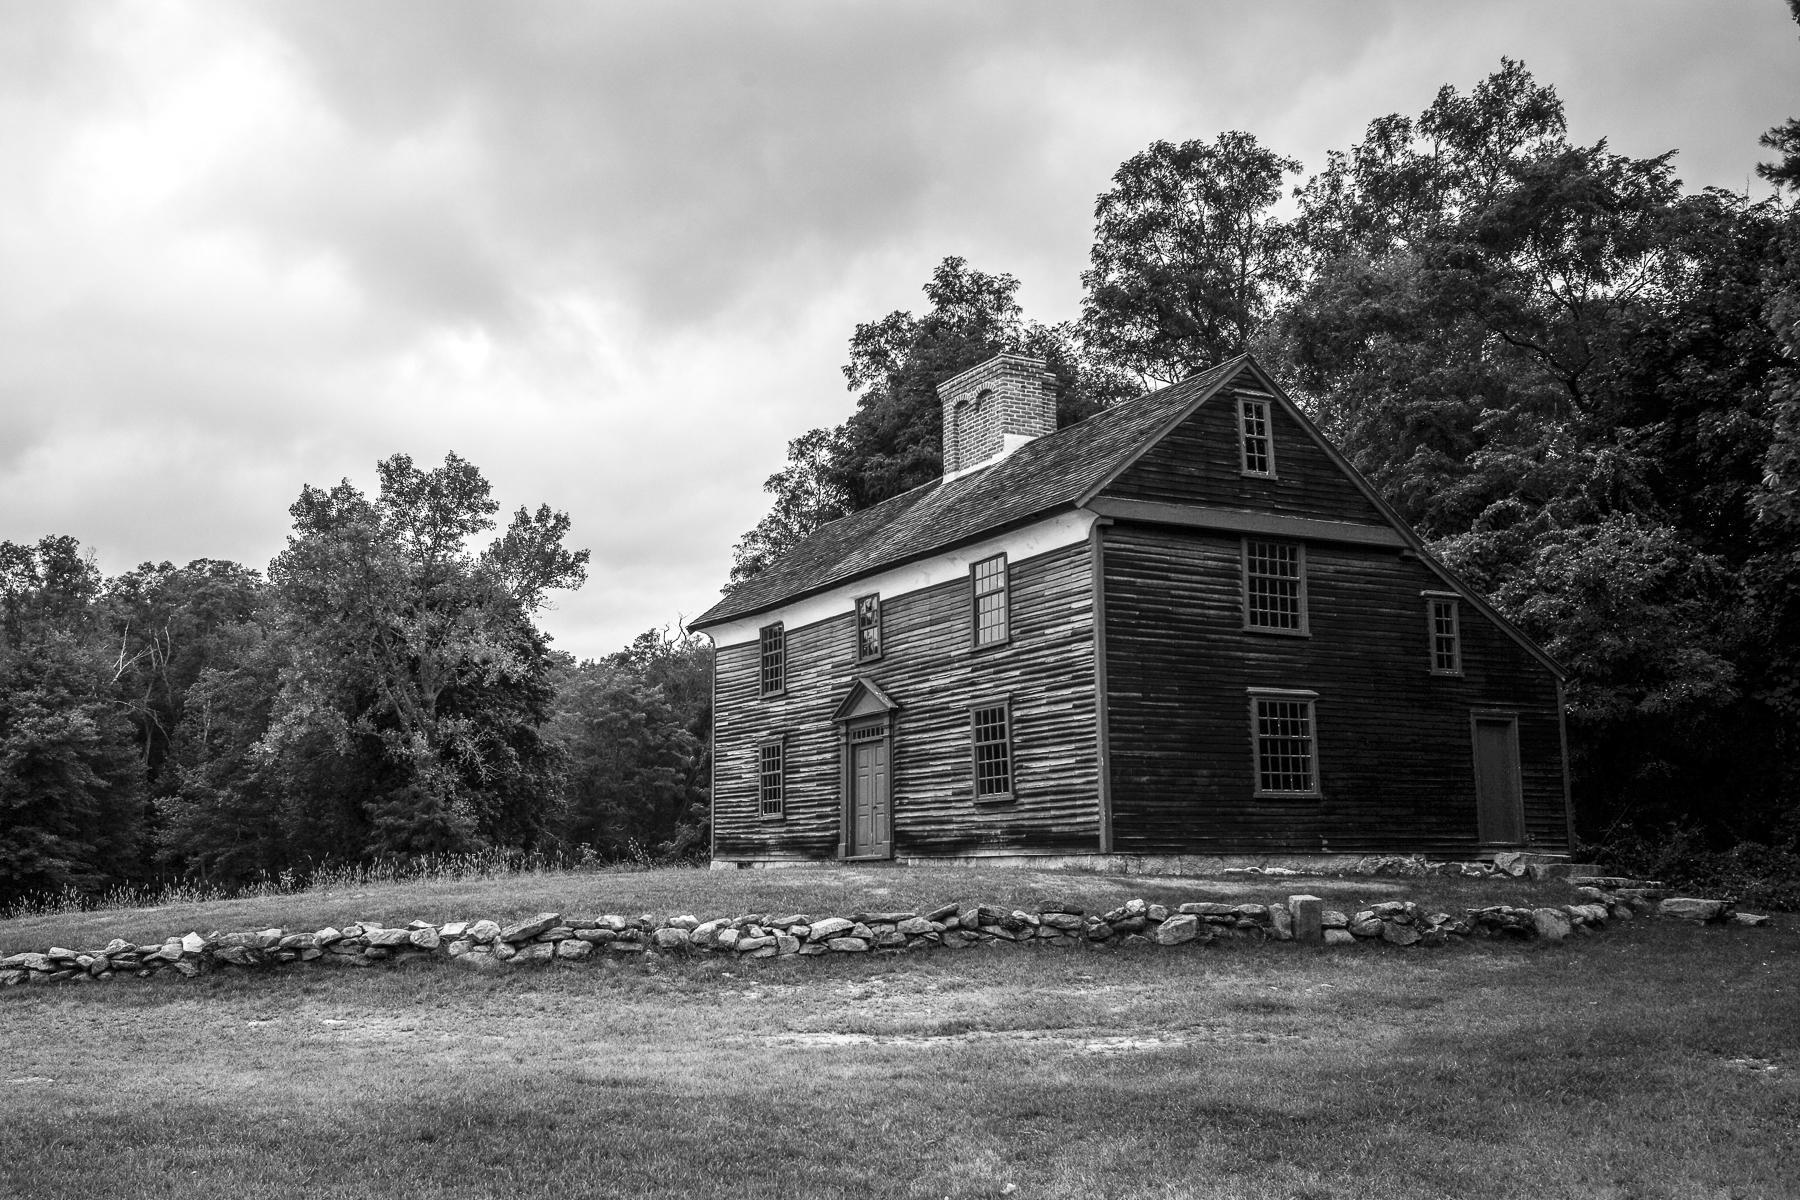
[1080,132,1302,387]
[0,537,144,905]
[729,258,1132,582]
[1757,1,1800,192]
[264,452,586,857]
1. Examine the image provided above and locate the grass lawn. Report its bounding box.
[1,869,1795,1199]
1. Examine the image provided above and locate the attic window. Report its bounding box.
[1239,396,1276,477]
[1426,593,1462,675]
[759,623,785,695]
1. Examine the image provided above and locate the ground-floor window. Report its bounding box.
[1248,689,1319,796]
[759,739,786,817]
[971,701,1013,801]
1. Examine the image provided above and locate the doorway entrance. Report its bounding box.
[846,719,892,859]
[1471,712,1525,845]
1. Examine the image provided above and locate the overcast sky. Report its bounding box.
[2,1,1794,660]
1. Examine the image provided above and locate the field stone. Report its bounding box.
[554,940,592,961]
[1731,912,1771,927]
[1120,934,1152,949]
[652,927,690,950]
[1153,914,1200,945]
[1269,905,1294,940]
[1531,908,1572,942]
[1348,918,1383,938]
[181,933,207,953]
[365,929,412,948]
[896,917,939,936]
[668,915,701,930]
[1086,922,1114,941]
[514,942,555,963]
[1321,910,1348,929]
[0,970,27,986]
[827,937,870,953]
[500,914,561,943]
[806,918,854,942]
[1146,904,1170,923]
[467,920,501,945]
[409,927,441,950]
[1379,923,1421,947]
[608,941,644,954]
[1323,929,1356,946]
[926,902,960,923]
[1178,902,1236,917]
[775,935,800,955]
[1659,897,1729,922]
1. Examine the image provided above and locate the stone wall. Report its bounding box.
[0,878,1771,987]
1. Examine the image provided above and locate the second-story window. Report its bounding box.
[1242,539,1307,634]
[855,594,882,662]
[972,553,1009,647]
[1427,594,1462,675]
[759,622,785,695]
[1239,396,1276,477]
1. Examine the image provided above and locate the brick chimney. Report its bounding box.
[936,352,1058,479]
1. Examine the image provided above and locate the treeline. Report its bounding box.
[732,55,1800,852]
[0,454,711,909]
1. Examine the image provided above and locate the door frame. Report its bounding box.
[1469,709,1526,847]
[839,715,894,860]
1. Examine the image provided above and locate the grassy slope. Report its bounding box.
[0,864,1583,954]
[0,869,1795,1200]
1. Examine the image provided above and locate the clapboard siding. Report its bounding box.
[1102,523,1567,856]
[713,541,1101,860]
[1106,389,1389,524]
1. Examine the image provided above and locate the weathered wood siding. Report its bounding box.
[712,542,1102,861]
[1101,522,1568,856]
[1107,389,1390,524]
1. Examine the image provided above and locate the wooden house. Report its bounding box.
[690,353,1571,869]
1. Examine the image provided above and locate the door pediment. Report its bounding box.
[832,676,901,724]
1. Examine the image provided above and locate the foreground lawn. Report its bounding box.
[2,914,1794,1199]
[0,863,1590,954]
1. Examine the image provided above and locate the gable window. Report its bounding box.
[758,740,785,818]
[1248,689,1319,797]
[759,622,785,695]
[1426,594,1462,675]
[1239,396,1276,477]
[855,593,882,662]
[972,553,1009,647]
[970,701,1013,802]
[1242,539,1308,635]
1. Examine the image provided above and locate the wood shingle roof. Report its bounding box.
[692,357,1248,628]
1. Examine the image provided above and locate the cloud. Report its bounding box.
[0,0,1794,657]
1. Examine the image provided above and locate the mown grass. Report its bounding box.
[0,863,1588,954]
[1,904,1795,1199]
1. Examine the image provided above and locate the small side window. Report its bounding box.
[759,623,785,696]
[1427,595,1462,675]
[1239,396,1276,477]
[855,594,882,663]
[758,740,785,818]
[971,701,1013,802]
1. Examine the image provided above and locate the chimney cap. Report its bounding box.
[934,351,1055,398]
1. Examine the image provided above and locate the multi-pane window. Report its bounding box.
[1243,540,1307,633]
[758,741,785,817]
[971,702,1013,800]
[1428,595,1462,675]
[1249,691,1319,796]
[972,554,1009,647]
[855,593,882,662]
[1239,396,1275,476]
[759,623,785,695]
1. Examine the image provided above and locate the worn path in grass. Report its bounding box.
[0,864,1584,954]
[2,916,1795,1200]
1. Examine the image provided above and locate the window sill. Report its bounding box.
[1239,470,1278,480]
[1241,624,1310,638]
[969,638,1013,656]
[1429,669,1464,678]
[973,793,1016,806]
[1252,790,1322,800]
[759,689,787,700]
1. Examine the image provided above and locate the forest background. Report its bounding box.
[6,47,1800,909]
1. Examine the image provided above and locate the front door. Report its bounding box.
[1472,714,1524,845]
[848,722,891,858]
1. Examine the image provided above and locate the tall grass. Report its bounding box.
[0,846,703,922]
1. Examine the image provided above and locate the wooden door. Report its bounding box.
[848,727,891,858]
[1472,715,1524,845]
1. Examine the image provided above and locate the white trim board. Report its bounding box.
[704,508,1100,647]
